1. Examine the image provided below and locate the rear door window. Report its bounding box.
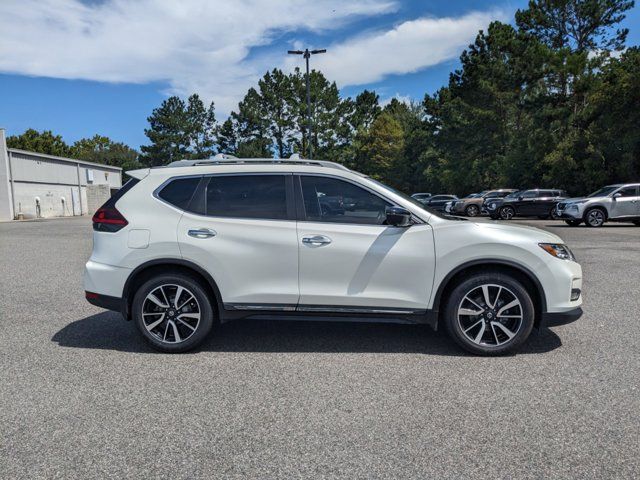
[205,175,289,220]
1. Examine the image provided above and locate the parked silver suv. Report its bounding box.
[556,183,640,227]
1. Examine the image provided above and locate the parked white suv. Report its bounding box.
[84,156,582,355]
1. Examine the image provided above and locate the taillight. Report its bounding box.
[92,207,128,232]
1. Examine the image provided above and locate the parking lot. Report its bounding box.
[1,216,639,479]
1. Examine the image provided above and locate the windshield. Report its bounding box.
[588,186,619,197]
[367,178,451,219]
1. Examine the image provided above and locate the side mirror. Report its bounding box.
[386,206,412,227]
[613,192,622,199]
[518,196,524,201]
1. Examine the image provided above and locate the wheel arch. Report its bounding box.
[583,204,609,220]
[122,258,223,320]
[431,259,547,329]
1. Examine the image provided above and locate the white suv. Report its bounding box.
[84,157,583,355]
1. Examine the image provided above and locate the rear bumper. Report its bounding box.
[85,291,124,315]
[541,307,583,328]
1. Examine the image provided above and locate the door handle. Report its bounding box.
[188,228,217,239]
[302,235,332,246]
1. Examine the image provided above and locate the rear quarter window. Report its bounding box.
[157,177,201,211]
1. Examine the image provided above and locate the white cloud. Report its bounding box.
[0,0,396,113]
[380,93,413,107]
[0,1,504,115]
[304,11,505,87]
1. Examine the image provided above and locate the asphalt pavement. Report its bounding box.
[1,216,638,479]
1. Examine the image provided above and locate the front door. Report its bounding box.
[610,185,640,218]
[177,173,299,309]
[296,175,435,312]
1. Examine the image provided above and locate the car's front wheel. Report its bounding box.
[465,204,480,217]
[443,273,535,355]
[584,208,606,227]
[499,206,515,220]
[132,273,215,353]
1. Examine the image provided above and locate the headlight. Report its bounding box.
[488,203,496,210]
[539,243,576,261]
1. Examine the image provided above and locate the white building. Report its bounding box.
[0,128,122,221]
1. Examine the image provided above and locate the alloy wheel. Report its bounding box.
[586,209,605,227]
[457,284,523,347]
[500,207,515,220]
[466,205,479,217]
[142,284,201,344]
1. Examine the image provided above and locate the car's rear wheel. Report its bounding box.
[549,207,560,220]
[565,219,581,226]
[499,206,515,220]
[132,274,215,353]
[465,204,480,217]
[443,273,535,355]
[584,208,606,227]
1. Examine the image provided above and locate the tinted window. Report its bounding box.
[206,175,288,220]
[538,190,554,197]
[301,176,390,225]
[430,195,451,201]
[616,186,638,197]
[521,190,537,199]
[158,177,200,210]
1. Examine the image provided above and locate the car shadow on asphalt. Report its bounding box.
[52,312,562,356]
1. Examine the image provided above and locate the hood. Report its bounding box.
[561,196,599,204]
[474,221,563,244]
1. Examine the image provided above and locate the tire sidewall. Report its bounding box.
[444,273,535,356]
[132,274,215,353]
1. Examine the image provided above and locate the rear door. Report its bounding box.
[176,173,299,309]
[533,190,554,215]
[296,174,435,312]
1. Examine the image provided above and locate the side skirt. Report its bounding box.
[221,303,438,329]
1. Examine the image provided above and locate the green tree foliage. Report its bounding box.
[353,111,404,183]
[70,135,141,172]
[419,0,636,195]
[6,129,72,157]
[141,94,216,166]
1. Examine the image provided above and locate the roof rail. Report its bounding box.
[163,156,350,171]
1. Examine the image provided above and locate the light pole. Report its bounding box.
[288,48,326,159]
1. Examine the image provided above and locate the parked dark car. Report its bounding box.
[486,189,567,220]
[423,194,458,212]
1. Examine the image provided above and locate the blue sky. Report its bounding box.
[0,0,638,150]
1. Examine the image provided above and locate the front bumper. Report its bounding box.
[541,307,583,328]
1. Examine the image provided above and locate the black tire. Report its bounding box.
[565,220,581,226]
[499,206,515,220]
[443,272,535,356]
[584,207,606,227]
[549,207,560,220]
[132,273,215,353]
[465,204,480,217]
